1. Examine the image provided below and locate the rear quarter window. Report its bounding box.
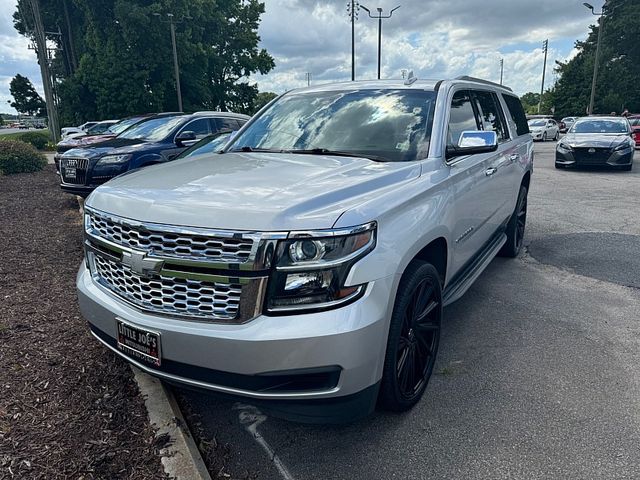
[502,94,530,137]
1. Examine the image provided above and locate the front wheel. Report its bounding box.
[554,131,559,141]
[379,261,442,412]
[499,184,528,257]
[542,132,548,142]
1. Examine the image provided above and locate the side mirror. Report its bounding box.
[447,131,498,159]
[176,130,197,146]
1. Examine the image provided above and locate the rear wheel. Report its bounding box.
[554,131,559,141]
[542,132,547,142]
[499,184,528,258]
[379,261,442,412]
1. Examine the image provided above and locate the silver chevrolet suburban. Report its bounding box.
[77,77,533,422]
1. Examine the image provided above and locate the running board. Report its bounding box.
[442,232,507,307]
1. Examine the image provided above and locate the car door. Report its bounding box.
[473,89,520,230]
[163,118,213,160]
[446,89,501,275]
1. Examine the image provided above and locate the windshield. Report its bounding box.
[528,120,546,127]
[87,122,114,134]
[562,117,574,123]
[227,89,436,162]
[179,133,232,159]
[118,116,185,141]
[109,117,144,135]
[571,119,629,134]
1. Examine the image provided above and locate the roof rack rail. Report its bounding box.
[454,76,513,92]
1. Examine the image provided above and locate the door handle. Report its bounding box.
[509,154,520,162]
[485,167,497,176]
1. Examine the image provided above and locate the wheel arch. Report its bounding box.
[411,237,448,287]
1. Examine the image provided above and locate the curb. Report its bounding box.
[132,366,212,480]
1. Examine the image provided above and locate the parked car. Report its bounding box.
[176,130,235,159]
[627,115,640,149]
[59,111,249,196]
[560,117,577,133]
[61,122,99,139]
[17,122,29,129]
[556,116,634,170]
[527,118,559,141]
[55,116,156,174]
[77,77,533,421]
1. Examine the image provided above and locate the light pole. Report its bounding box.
[153,12,190,112]
[360,4,400,80]
[499,58,504,85]
[538,39,548,114]
[584,2,605,115]
[347,1,359,81]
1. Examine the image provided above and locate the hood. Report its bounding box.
[58,133,116,149]
[62,137,154,159]
[86,152,421,231]
[561,133,630,148]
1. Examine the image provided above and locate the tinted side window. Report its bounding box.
[502,94,530,136]
[448,90,479,147]
[215,118,241,131]
[474,90,508,142]
[181,118,211,139]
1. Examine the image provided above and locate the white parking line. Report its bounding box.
[233,403,296,480]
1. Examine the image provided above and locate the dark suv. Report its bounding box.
[59,111,249,196]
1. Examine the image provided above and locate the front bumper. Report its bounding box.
[531,131,545,141]
[77,263,393,403]
[556,147,634,167]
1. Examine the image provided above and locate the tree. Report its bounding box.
[551,0,640,118]
[520,91,555,116]
[9,74,46,116]
[13,0,275,124]
[252,91,278,114]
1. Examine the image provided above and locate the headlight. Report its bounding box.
[97,154,131,165]
[557,142,573,152]
[614,142,631,152]
[265,222,376,313]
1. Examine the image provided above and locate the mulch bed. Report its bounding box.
[0,166,165,479]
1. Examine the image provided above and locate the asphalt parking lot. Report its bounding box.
[179,141,640,480]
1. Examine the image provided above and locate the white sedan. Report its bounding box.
[528,118,560,141]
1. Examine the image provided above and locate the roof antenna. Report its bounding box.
[404,70,417,86]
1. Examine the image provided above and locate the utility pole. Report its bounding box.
[28,0,60,142]
[360,5,400,80]
[499,58,504,85]
[153,12,191,112]
[584,2,606,115]
[347,1,359,81]
[538,39,548,114]
[305,72,312,86]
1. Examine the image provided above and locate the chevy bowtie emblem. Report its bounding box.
[121,250,164,276]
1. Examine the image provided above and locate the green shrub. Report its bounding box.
[15,131,51,150]
[0,140,47,174]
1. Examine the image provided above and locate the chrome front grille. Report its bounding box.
[60,157,89,185]
[93,254,242,320]
[87,210,255,263]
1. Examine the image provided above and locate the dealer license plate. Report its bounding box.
[116,319,161,366]
[63,167,76,180]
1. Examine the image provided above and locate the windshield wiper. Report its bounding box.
[286,148,387,162]
[229,146,284,153]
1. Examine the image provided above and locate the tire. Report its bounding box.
[555,163,563,169]
[499,184,528,258]
[621,163,632,171]
[542,132,547,142]
[554,131,559,141]
[379,261,442,412]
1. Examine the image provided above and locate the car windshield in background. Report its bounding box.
[528,120,546,127]
[179,132,232,159]
[109,117,144,135]
[228,89,436,162]
[118,116,185,142]
[87,123,113,134]
[571,119,629,134]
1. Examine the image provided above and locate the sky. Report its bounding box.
[0,0,605,115]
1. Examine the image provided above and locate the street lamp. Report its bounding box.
[583,1,606,115]
[360,4,400,79]
[153,12,191,112]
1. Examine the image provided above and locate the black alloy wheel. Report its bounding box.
[499,184,528,257]
[379,261,442,411]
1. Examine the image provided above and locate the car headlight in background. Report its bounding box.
[613,142,631,152]
[97,154,131,165]
[557,142,573,153]
[265,222,376,313]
